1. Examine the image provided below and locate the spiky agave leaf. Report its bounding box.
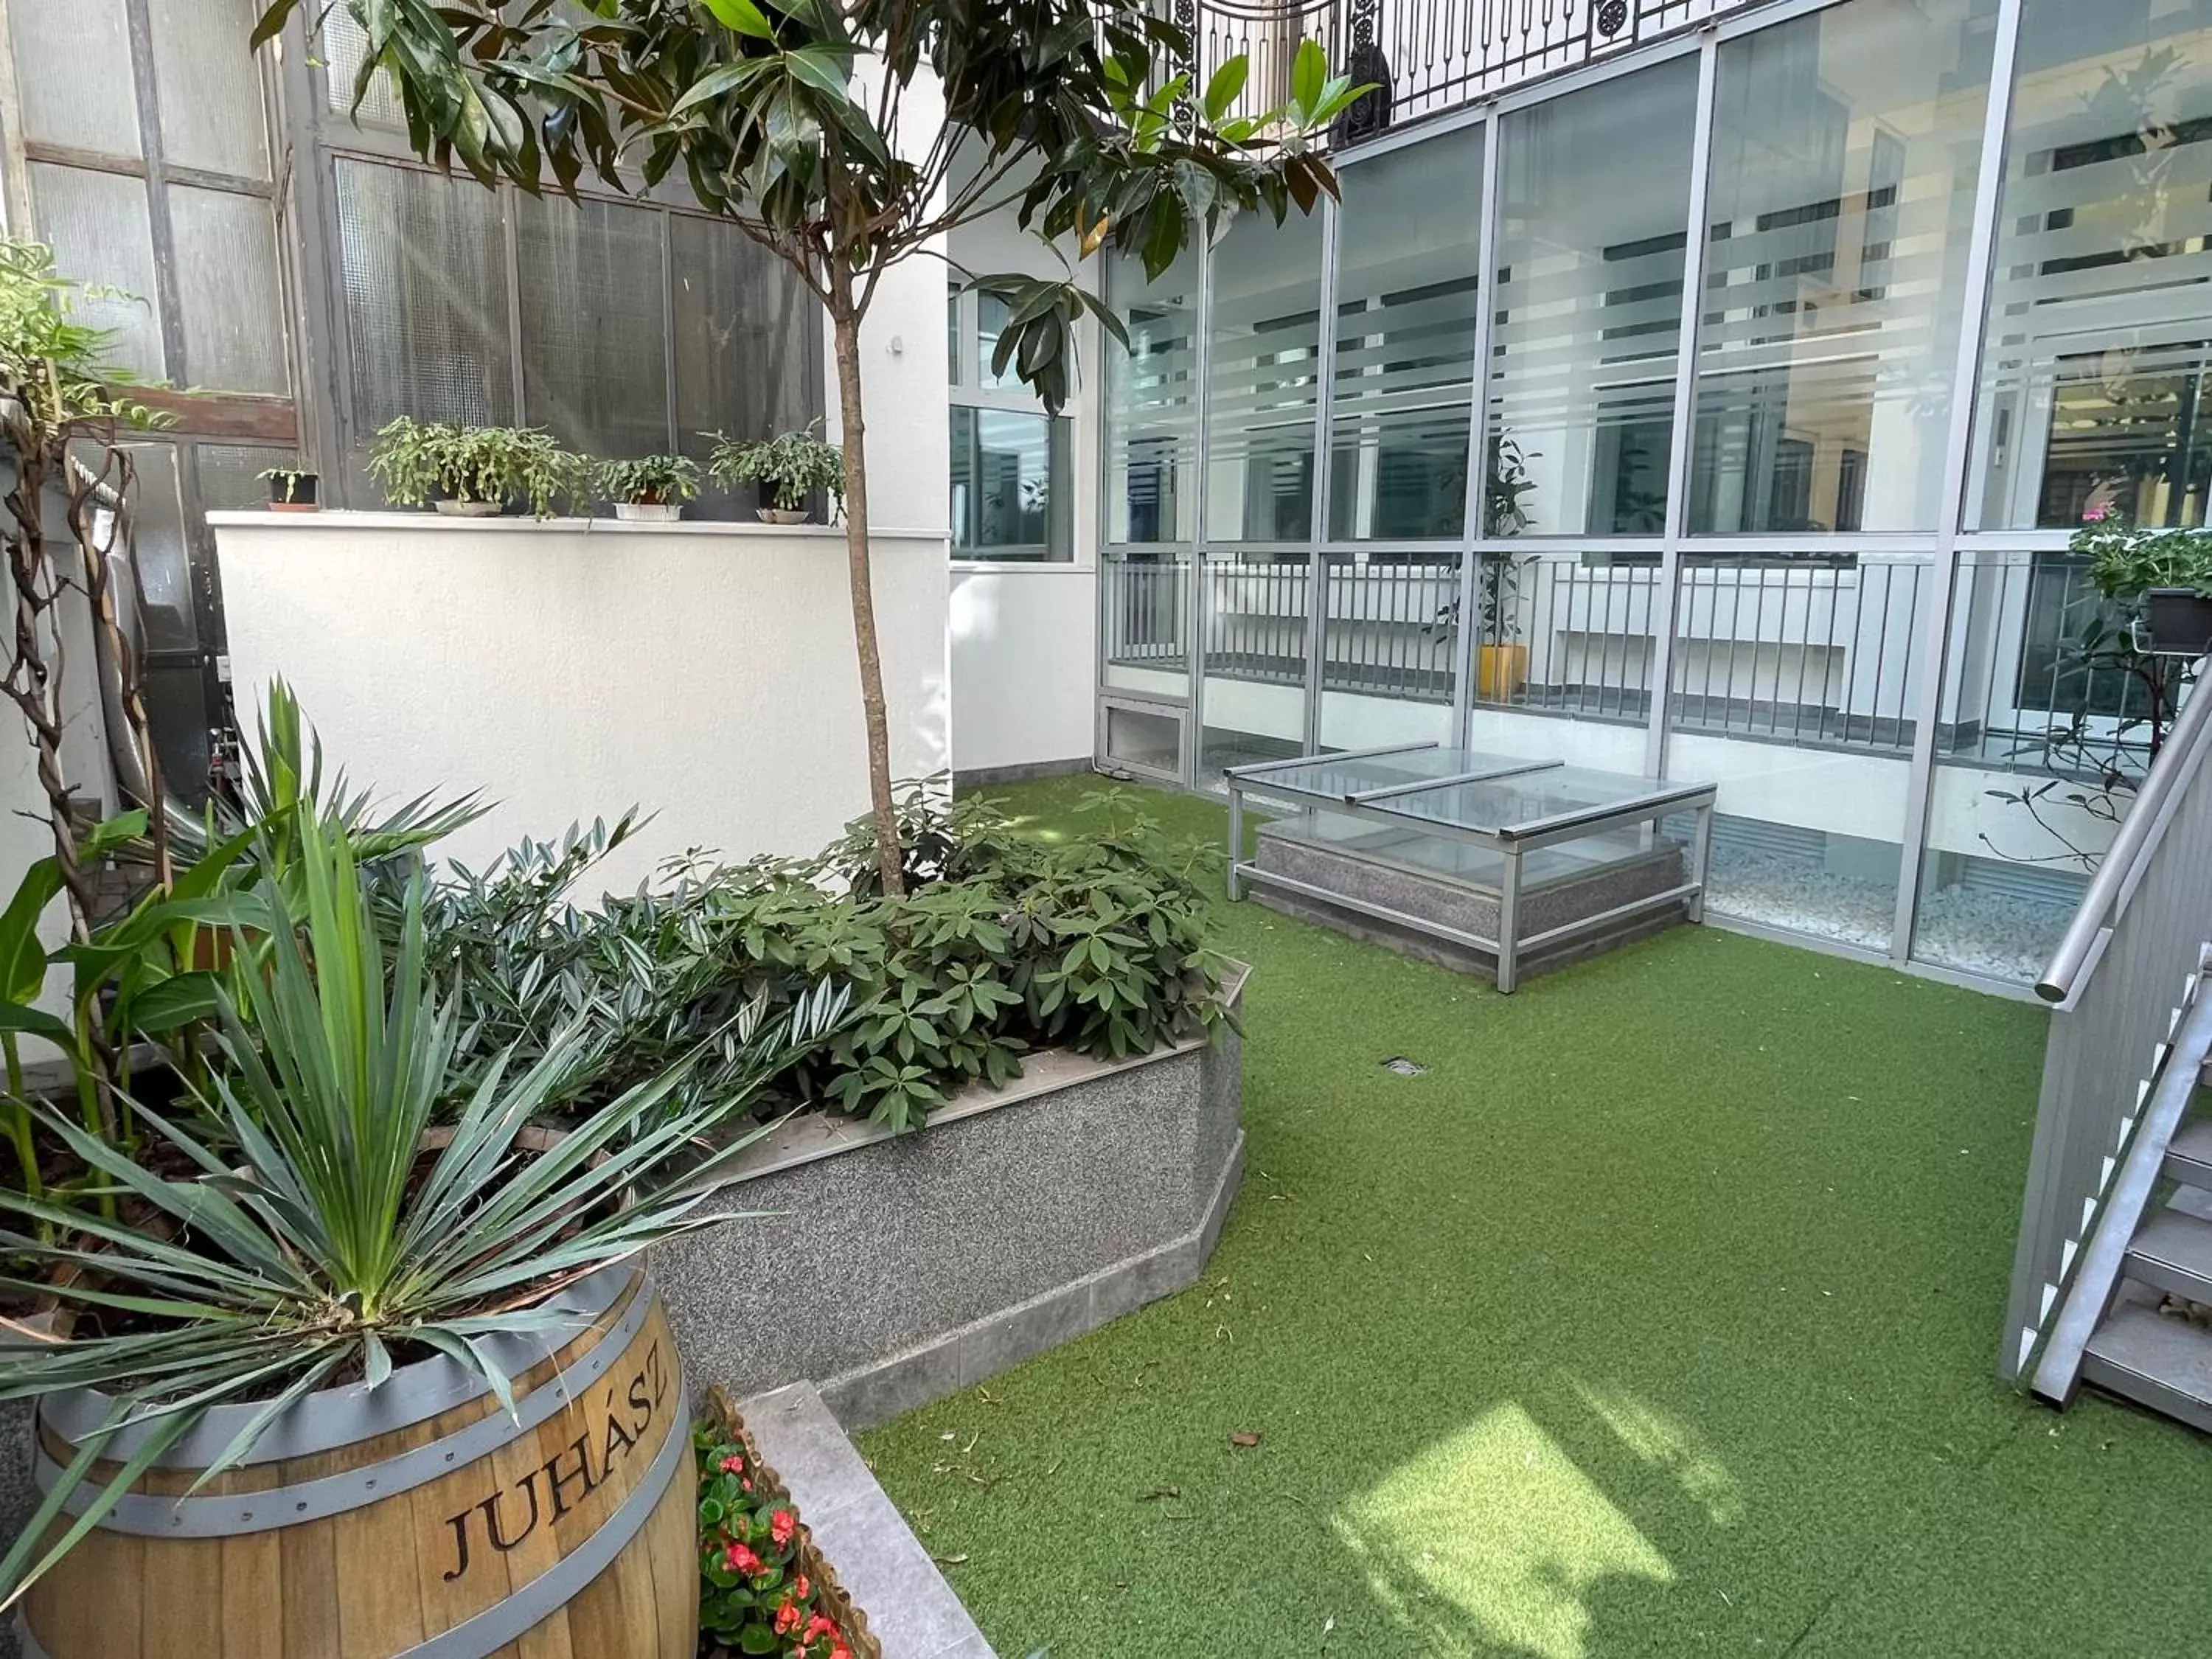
[0,815,848,1612]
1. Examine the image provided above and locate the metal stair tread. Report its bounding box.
[2124,1208,2212,1297]
[2084,1304,2212,1427]
[2166,1116,2212,1184]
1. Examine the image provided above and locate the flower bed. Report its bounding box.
[696,1387,878,1659]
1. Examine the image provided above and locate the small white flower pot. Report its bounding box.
[614,501,683,522]
[757,507,810,525]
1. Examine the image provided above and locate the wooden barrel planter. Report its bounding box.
[21,1266,696,1659]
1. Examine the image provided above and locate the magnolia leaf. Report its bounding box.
[1203,57,1249,124]
[698,0,776,40]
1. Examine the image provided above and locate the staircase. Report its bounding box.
[2006,664,2212,1427]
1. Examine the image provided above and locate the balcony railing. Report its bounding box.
[1101,548,2157,777]
[1183,0,1762,137]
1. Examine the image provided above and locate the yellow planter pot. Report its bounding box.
[1477,642,1529,700]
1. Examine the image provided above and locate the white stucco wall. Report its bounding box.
[949,566,1096,774]
[212,513,950,891]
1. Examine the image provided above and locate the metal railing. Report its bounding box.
[1184,0,1760,136]
[2002,661,2212,1384]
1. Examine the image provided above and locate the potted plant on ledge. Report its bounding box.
[2079,499,2212,659]
[259,464,319,512]
[596,453,701,522]
[369,415,588,519]
[710,425,844,526]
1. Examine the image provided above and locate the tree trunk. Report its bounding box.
[827,280,906,897]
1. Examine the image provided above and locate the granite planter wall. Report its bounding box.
[654,975,1245,1430]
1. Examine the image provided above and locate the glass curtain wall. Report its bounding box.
[1922,0,2212,983]
[1199,208,1326,777]
[1318,127,1484,754]
[1091,0,2212,987]
[1674,0,1994,957]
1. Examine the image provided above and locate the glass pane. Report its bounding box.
[1103,703,1181,775]
[31,165,164,379]
[1200,550,1311,779]
[333,159,515,467]
[1913,548,2119,982]
[1664,552,1934,953]
[1329,126,1484,542]
[322,6,408,129]
[977,292,1020,391]
[1489,55,1700,537]
[518,193,669,461]
[145,661,212,807]
[1972,4,2212,529]
[1101,553,1191,697]
[11,0,141,156]
[170,185,288,394]
[947,283,962,386]
[147,0,271,178]
[1690,0,1994,533]
[1316,552,1461,753]
[1105,251,1200,543]
[670,213,820,519]
[196,442,298,512]
[119,444,196,653]
[1205,209,1323,543]
[950,406,1072,560]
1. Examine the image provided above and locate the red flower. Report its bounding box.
[769,1508,798,1546]
[804,1614,838,1641]
[726,1541,763,1576]
[774,1601,803,1635]
[830,1645,852,1659]
[742,1478,754,1492]
[720,1453,746,1475]
[793,1573,810,1599]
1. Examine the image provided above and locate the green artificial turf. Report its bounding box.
[856,775,2212,1658]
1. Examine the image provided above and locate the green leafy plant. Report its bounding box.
[250,0,1368,897]
[695,1419,855,1659]
[257,465,316,503]
[709,426,844,516]
[0,810,848,1609]
[2079,517,2212,602]
[593,453,701,507]
[367,416,588,518]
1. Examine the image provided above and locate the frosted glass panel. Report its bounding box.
[518,193,669,459]
[12,0,141,156]
[1105,251,1200,544]
[1489,55,1700,537]
[1971,3,2212,529]
[31,165,164,379]
[170,186,288,394]
[1329,127,1484,543]
[148,0,270,178]
[669,213,820,518]
[322,6,408,129]
[334,161,513,456]
[1691,0,1993,534]
[1205,209,1323,543]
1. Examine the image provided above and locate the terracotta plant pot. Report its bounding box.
[266,473,319,512]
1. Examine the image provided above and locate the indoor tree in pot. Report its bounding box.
[595,453,702,521]
[368,415,588,518]
[0,813,846,1655]
[250,0,1368,896]
[709,425,844,525]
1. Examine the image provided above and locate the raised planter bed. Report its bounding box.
[654,969,1245,1430]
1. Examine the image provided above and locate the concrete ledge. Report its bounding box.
[656,978,1245,1428]
[950,757,1095,788]
[743,1382,992,1659]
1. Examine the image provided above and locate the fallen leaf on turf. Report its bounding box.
[934,1553,970,1566]
[1230,1430,1263,1448]
[1138,1484,1183,1501]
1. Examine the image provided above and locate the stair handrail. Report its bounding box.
[2037,660,2212,1008]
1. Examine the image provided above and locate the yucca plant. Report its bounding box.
[0,811,846,1607]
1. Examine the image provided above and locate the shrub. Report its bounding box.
[420,786,1231,1135]
[368,416,588,518]
[708,424,844,515]
[594,453,701,507]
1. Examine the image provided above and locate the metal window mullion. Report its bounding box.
[121,0,190,387]
[1452,105,1503,747]
[501,184,526,421]
[1304,190,1341,751]
[1891,0,2026,966]
[1186,233,1214,790]
[1642,28,1721,780]
[661,209,678,453]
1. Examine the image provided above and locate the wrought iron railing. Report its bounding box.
[1180,0,1762,139]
